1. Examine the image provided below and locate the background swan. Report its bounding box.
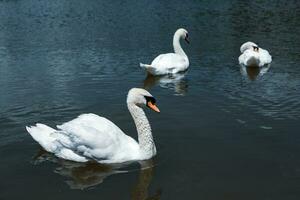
[26,88,160,163]
[238,41,272,67]
[140,28,189,75]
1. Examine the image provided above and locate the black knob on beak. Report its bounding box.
[184,33,190,44]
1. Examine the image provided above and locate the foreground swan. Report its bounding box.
[140,28,189,75]
[26,88,160,163]
[238,41,272,67]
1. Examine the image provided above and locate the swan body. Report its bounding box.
[26,88,160,163]
[140,28,189,75]
[238,41,272,67]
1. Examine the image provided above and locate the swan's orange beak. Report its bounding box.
[147,102,160,113]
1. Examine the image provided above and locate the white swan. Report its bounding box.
[140,28,189,75]
[238,41,272,67]
[26,88,160,163]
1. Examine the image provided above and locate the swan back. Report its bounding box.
[240,41,258,53]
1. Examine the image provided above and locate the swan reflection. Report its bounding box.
[143,73,188,95]
[131,160,162,200]
[239,64,271,80]
[33,150,161,199]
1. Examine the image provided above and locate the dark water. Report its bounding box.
[1,0,300,199]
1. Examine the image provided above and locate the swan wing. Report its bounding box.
[259,48,272,65]
[27,113,140,163]
[26,123,89,162]
[151,53,188,74]
[57,113,125,149]
[56,114,139,161]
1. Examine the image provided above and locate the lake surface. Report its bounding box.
[1,0,300,199]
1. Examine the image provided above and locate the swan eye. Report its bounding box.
[186,33,189,38]
[144,96,156,104]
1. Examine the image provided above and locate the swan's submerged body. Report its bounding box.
[26,88,160,163]
[238,41,272,67]
[140,28,189,75]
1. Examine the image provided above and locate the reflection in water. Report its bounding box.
[143,73,188,96]
[33,149,120,189]
[33,150,161,199]
[239,64,271,80]
[131,160,162,200]
[1,0,300,199]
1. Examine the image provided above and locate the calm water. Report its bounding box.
[1,0,300,199]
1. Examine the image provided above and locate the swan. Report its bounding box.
[238,41,272,67]
[140,28,189,75]
[26,88,160,164]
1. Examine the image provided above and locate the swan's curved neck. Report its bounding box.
[127,103,156,158]
[173,33,187,57]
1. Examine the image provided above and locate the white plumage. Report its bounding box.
[26,88,160,163]
[140,28,190,75]
[238,41,272,67]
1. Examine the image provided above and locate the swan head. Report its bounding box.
[175,28,189,44]
[127,88,160,113]
[240,41,258,53]
[253,46,259,52]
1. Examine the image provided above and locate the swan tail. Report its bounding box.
[26,123,57,152]
[140,63,152,69]
[26,124,88,162]
[140,63,157,75]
